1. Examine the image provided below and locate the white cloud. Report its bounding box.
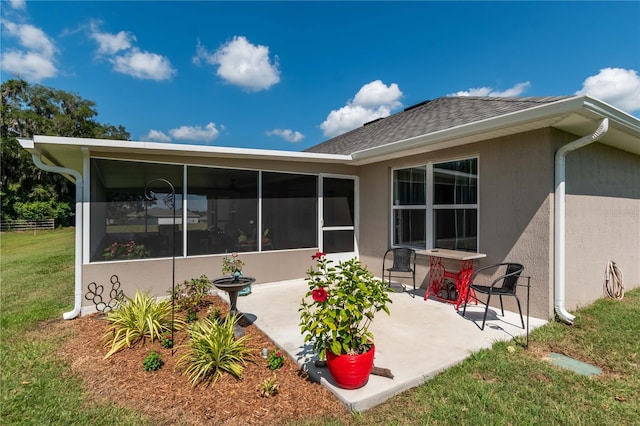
[320,80,403,138]
[88,23,175,81]
[575,68,640,113]
[111,48,176,81]
[352,80,403,109]
[448,81,531,97]
[0,21,57,81]
[3,22,56,57]
[1,50,57,82]
[266,128,304,143]
[140,130,171,143]
[169,123,220,143]
[193,36,280,92]
[90,24,134,55]
[8,0,26,10]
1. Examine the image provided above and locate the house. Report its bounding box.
[18,95,640,322]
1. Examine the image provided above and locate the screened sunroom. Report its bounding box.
[89,157,357,263]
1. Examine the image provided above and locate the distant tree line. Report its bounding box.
[1,79,130,226]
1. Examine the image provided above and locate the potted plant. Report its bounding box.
[299,252,392,389]
[221,252,251,296]
[221,252,245,279]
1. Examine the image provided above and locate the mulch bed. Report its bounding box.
[56,296,351,425]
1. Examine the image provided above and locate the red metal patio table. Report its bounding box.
[419,249,486,310]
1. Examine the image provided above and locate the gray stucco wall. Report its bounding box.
[564,140,640,311]
[358,127,639,320]
[358,129,555,320]
[82,248,316,314]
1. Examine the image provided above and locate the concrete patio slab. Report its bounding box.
[221,279,547,412]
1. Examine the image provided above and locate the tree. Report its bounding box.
[1,79,130,226]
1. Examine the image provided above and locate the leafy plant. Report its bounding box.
[207,307,223,324]
[143,350,163,371]
[267,349,285,370]
[221,252,244,275]
[1,79,130,227]
[102,240,150,260]
[299,252,392,360]
[160,332,174,349]
[186,306,199,323]
[258,374,279,397]
[102,290,179,358]
[170,275,212,311]
[176,313,252,386]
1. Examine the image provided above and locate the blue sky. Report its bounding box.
[2,1,639,151]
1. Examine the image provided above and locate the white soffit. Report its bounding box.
[553,110,640,155]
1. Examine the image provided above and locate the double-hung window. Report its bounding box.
[392,158,478,251]
[392,166,427,248]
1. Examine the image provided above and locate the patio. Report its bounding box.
[222,279,548,412]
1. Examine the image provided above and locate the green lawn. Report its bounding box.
[0,229,149,425]
[1,229,638,425]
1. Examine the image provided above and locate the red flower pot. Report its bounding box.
[326,344,375,389]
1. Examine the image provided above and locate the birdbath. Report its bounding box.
[211,276,255,331]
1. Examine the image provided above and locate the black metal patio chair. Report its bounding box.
[462,262,525,330]
[382,248,416,297]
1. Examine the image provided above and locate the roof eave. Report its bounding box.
[350,96,640,165]
[23,135,353,168]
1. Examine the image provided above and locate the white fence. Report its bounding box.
[0,219,55,232]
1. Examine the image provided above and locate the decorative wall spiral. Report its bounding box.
[85,275,123,312]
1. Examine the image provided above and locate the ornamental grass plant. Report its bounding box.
[299,253,392,360]
[102,290,178,358]
[176,313,252,386]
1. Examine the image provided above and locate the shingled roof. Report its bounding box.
[305,96,571,155]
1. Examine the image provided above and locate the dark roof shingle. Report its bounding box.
[305,96,571,155]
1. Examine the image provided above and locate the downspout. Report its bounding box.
[554,118,608,324]
[30,153,84,320]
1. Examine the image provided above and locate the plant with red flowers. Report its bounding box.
[299,252,392,360]
[222,252,244,276]
[160,332,174,349]
[267,349,285,370]
[102,240,150,260]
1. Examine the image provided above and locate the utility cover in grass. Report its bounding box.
[547,353,602,376]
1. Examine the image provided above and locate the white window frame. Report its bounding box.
[390,156,480,251]
[390,165,428,249]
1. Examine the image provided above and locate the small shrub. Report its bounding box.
[160,333,174,349]
[186,306,199,323]
[258,374,279,397]
[176,314,252,386]
[207,307,223,324]
[267,349,285,370]
[102,290,181,358]
[143,350,163,371]
[170,275,212,311]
